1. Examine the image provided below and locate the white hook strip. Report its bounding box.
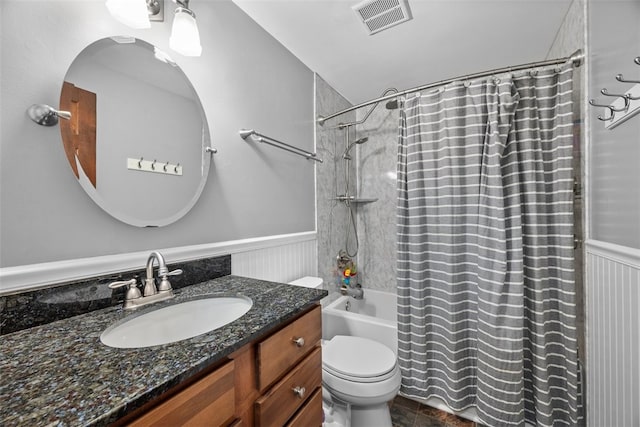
[127,158,183,176]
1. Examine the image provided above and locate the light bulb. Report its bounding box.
[170,8,202,57]
[105,0,151,29]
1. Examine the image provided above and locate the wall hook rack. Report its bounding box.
[589,56,640,129]
[127,157,183,176]
[239,129,322,163]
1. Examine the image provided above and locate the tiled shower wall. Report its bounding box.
[315,75,357,293]
[354,106,400,293]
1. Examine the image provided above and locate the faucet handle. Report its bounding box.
[157,269,182,292]
[108,279,142,301]
[166,269,183,277]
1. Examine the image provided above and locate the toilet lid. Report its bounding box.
[323,335,397,380]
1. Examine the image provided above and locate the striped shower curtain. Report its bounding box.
[396,63,581,426]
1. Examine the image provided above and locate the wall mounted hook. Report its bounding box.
[616,74,640,100]
[600,89,629,112]
[591,56,640,129]
[589,99,615,121]
[597,110,615,122]
[205,146,218,154]
[615,74,640,84]
[27,104,71,127]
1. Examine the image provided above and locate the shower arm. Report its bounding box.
[334,88,399,129]
[318,49,585,126]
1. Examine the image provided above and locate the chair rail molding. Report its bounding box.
[0,231,317,295]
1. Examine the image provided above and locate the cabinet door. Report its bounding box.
[255,347,322,427]
[129,361,235,427]
[257,306,321,390]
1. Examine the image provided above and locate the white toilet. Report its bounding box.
[289,277,402,427]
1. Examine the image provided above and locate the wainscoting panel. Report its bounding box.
[0,232,317,294]
[585,240,640,427]
[231,237,317,283]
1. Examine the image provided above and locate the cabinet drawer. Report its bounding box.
[255,347,322,427]
[129,360,235,427]
[286,387,323,427]
[257,305,321,390]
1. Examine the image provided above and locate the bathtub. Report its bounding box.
[322,289,398,355]
[321,288,482,424]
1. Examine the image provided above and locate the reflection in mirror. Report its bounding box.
[60,36,210,227]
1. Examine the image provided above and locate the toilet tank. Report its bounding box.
[288,276,323,289]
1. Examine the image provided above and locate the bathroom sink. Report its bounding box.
[100,295,253,348]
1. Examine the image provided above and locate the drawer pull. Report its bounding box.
[292,337,305,347]
[292,386,306,399]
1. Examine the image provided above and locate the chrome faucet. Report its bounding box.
[145,251,167,296]
[340,283,364,300]
[108,251,182,309]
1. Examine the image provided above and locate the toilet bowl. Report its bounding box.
[289,277,401,427]
[323,335,401,426]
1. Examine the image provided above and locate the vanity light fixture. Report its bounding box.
[169,0,202,57]
[105,0,164,29]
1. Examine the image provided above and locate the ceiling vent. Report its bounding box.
[352,0,413,35]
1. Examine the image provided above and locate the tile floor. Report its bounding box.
[390,396,477,427]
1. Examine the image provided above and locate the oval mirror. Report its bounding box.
[59,36,211,227]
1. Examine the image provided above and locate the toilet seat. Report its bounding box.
[323,335,398,383]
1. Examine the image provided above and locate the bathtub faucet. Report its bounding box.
[340,283,364,300]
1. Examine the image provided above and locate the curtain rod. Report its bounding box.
[317,49,585,126]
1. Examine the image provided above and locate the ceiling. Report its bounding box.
[232,0,573,105]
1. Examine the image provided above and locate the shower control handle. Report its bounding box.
[292,386,306,399]
[292,337,305,347]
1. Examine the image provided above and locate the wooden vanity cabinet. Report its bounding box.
[128,361,236,426]
[254,347,322,426]
[124,304,322,427]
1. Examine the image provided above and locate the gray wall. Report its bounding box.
[0,0,315,267]
[588,0,640,249]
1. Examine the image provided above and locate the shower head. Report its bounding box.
[385,98,399,110]
[342,136,369,160]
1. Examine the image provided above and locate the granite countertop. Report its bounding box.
[0,275,327,426]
